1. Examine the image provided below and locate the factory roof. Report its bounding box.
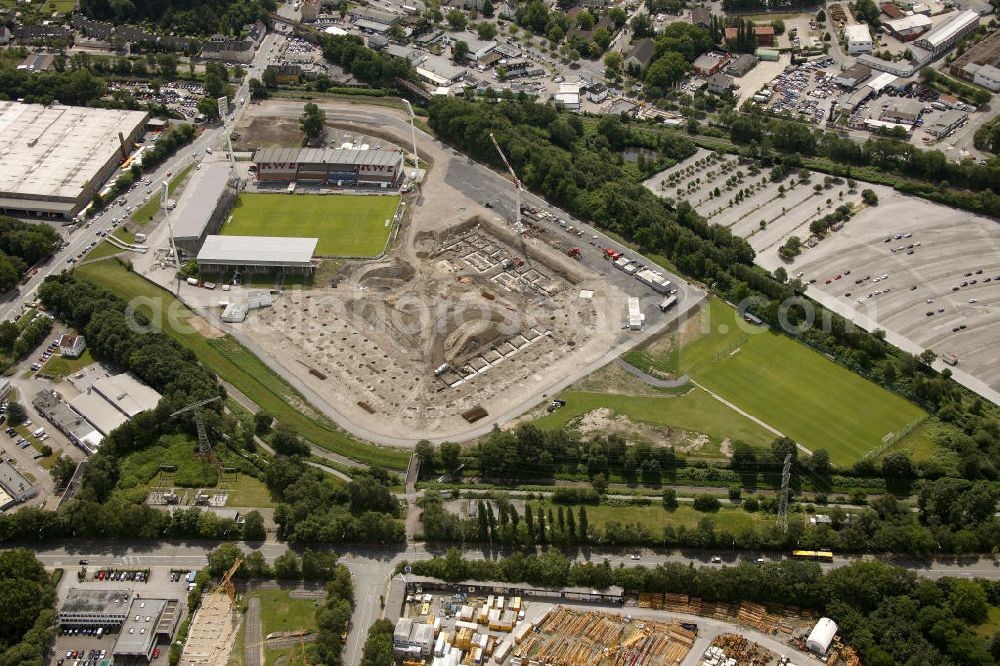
[0,460,32,496]
[868,71,898,91]
[884,13,933,32]
[845,23,872,41]
[91,373,162,417]
[253,146,401,167]
[0,102,149,203]
[197,235,319,267]
[71,391,129,436]
[171,163,234,241]
[918,9,979,48]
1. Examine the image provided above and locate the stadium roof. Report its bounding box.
[253,146,401,167]
[0,102,149,203]
[197,235,319,267]
[171,163,234,241]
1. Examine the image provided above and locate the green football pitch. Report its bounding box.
[224,193,399,257]
[681,298,927,465]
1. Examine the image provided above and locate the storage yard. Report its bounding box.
[645,149,1000,400]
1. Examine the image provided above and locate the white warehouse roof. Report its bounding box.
[844,23,872,42]
[806,617,838,655]
[868,72,898,92]
[91,373,162,418]
[197,235,319,267]
[0,102,148,202]
[917,9,979,49]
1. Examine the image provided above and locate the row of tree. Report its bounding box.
[0,216,60,293]
[80,0,275,37]
[404,551,1000,665]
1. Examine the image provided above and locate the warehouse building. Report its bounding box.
[197,236,319,274]
[59,590,133,628]
[950,29,1000,89]
[251,147,403,187]
[0,102,148,219]
[883,14,932,41]
[113,597,181,664]
[0,460,35,510]
[806,617,838,655]
[844,24,873,54]
[70,373,162,437]
[170,163,239,257]
[915,9,979,56]
[33,389,103,454]
[402,576,625,605]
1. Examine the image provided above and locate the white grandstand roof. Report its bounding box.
[197,235,318,267]
[171,163,233,241]
[253,146,401,167]
[0,102,148,202]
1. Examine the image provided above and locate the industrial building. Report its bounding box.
[58,589,132,628]
[806,617,838,655]
[197,235,319,273]
[834,62,872,88]
[402,575,625,605]
[251,147,403,187]
[692,51,731,76]
[915,9,979,56]
[59,590,180,663]
[170,163,239,257]
[0,102,149,219]
[0,460,35,510]
[882,14,933,41]
[70,373,163,437]
[844,24,873,54]
[394,617,435,659]
[950,29,1000,90]
[925,109,968,136]
[33,389,103,454]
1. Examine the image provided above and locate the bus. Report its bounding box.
[791,550,834,562]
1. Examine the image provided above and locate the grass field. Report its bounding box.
[225,194,398,257]
[536,501,762,533]
[532,387,775,450]
[74,261,409,470]
[680,298,927,465]
[14,426,57,470]
[252,589,320,666]
[87,230,136,261]
[39,349,95,379]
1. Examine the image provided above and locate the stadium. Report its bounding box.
[250,147,404,188]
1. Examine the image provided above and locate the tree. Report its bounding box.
[861,188,879,205]
[662,487,678,510]
[248,77,269,100]
[578,506,588,541]
[242,510,266,541]
[882,451,914,481]
[446,8,468,30]
[773,267,788,283]
[157,53,177,78]
[360,619,395,666]
[6,401,26,426]
[49,455,76,488]
[477,21,497,40]
[693,494,721,512]
[254,411,272,435]
[262,66,279,90]
[591,472,608,495]
[196,96,220,121]
[482,0,494,17]
[273,551,301,580]
[207,543,243,578]
[609,6,627,27]
[453,40,470,63]
[271,425,309,457]
[299,102,326,143]
[949,579,989,623]
[439,441,461,473]
[415,439,436,473]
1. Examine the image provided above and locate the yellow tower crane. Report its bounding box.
[214,557,243,609]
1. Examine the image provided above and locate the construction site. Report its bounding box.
[178,560,242,666]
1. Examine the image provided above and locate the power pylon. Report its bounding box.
[171,396,223,457]
[776,453,792,532]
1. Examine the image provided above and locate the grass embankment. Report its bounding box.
[226,193,398,257]
[536,501,763,533]
[74,261,408,470]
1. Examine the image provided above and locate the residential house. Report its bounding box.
[59,334,87,359]
[753,25,774,46]
[707,71,734,93]
[587,82,609,102]
[690,6,711,29]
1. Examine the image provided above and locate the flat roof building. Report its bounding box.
[92,373,163,418]
[844,23,873,54]
[34,389,103,454]
[170,162,238,257]
[114,598,171,663]
[0,102,148,219]
[692,50,731,76]
[0,460,35,510]
[883,13,932,40]
[198,236,319,273]
[59,589,133,627]
[252,147,403,187]
[915,9,979,55]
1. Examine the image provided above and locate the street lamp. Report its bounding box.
[400,99,420,184]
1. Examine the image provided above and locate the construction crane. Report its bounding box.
[214,556,243,609]
[489,132,523,232]
[170,396,223,457]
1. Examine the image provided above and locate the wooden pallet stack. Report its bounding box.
[737,602,779,634]
[664,593,688,613]
[638,592,652,609]
[650,592,664,609]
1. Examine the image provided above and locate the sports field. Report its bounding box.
[225,193,398,257]
[681,298,926,465]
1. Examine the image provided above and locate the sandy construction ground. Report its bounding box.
[646,151,1000,401]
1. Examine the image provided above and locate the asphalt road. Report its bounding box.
[244,595,262,666]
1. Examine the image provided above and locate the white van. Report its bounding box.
[33,428,44,438]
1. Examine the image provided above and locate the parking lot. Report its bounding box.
[646,149,1000,397]
[756,57,837,125]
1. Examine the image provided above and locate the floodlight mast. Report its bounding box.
[400,99,420,183]
[489,132,522,230]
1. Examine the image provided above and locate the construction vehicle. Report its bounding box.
[566,247,581,259]
[215,557,243,609]
[489,132,523,231]
[603,248,622,261]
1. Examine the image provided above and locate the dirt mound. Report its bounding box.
[571,408,709,450]
[356,260,416,290]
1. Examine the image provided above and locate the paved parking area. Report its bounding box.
[646,151,1000,399]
